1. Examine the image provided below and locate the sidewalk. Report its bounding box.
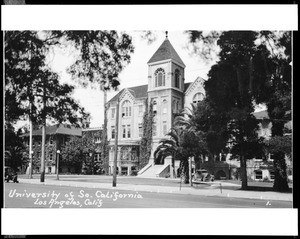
[17,177,293,202]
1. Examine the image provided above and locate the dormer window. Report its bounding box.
[174,69,180,88]
[193,93,204,104]
[155,68,165,87]
[122,100,132,117]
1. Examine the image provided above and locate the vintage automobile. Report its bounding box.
[4,166,19,183]
[192,169,214,182]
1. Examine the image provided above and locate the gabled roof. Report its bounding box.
[184,82,192,92]
[108,85,148,104]
[108,82,193,103]
[21,124,82,137]
[147,38,185,67]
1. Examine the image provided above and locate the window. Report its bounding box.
[174,69,180,88]
[176,101,179,112]
[139,124,143,137]
[270,171,275,180]
[49,153,53,161]
[95,137,101,144]
[95,153,101,162]
[153,101,157,114]
[138,105,144,116]
[48,137,53,145]
[155,68,165,87]
[122,125,126,138]
[153,123,157,136]
[162,100,167,114]
[255,170,263,180]
[122,100,131,117]
[221,154,226,161]
[111,126,115,139]
[127,125,131,138]
[163,121,167,135]
[193,93,204,104]
[111,108,116,119]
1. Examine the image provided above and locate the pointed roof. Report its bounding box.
[108,82,192,103]
[147,38,185,67]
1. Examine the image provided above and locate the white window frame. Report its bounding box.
[155,68,165,87]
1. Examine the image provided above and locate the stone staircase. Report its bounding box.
[137,164,166,178]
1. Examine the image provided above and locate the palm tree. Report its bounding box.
[153,127,190,183]
[174,103,199,133]
[174,103,209,169]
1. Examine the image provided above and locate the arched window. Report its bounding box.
[122,100,132,117]
[155,68,165,87]
[193,93,204,104]
[174,69,180,88]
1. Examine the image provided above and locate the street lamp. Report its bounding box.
[89,152,93,175]
[56,150,60,180]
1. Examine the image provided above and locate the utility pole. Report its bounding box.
[112,97,119,187]
[28,103,33,179]
[40,79,46,183]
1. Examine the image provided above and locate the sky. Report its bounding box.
[48,31,217,128]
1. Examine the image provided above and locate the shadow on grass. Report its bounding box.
[238,186,292,193]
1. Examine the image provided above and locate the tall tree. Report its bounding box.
[65,30,134,174]
[186,31,266,189]
[5,31,89,182]
[256,31,292,192]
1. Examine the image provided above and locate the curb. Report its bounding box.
[16,178,293,202]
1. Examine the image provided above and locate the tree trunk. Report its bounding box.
[180,160,189,184]
[240,155,248,190]
[273,152,289,192]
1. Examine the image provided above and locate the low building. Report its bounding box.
[21,124,82,174]
[21,124,104,174]
[199,110,292,182]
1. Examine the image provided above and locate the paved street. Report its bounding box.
[4,182,292,208]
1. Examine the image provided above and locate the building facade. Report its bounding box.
[21,124,82,174]
[106,36,206,177]
[106,35,292,181]
[21,124,103,174]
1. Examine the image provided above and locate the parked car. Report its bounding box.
[192,169,214,182]
[4,166,19,183]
